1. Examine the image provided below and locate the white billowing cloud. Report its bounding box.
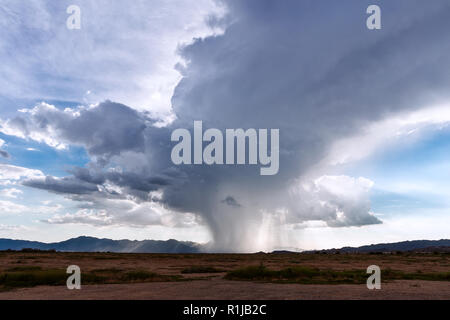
[0,164,44,185]
[0,102,150,158]
[0,103,74,149]
[44,198,201,229]
[287,175,380,228]
[0,188,23,198]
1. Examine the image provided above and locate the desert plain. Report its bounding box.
[0,251,448,300]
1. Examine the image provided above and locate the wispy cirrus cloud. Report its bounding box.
[0,200,27,214]
[0,0,225,120]
[0,188,23,199]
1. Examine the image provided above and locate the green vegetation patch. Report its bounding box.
[0,269,68,288]
[121,270,159,281]
[225,264,450,284]
[0,266,183,290]
[181,266,224,274]
[5,266,43,272]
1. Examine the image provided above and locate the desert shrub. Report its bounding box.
[0,266,185,291]
[181,266,223,274]
[225,264,275,280]
[0,269,67,288]
[226,265,368,284]
[225,265,450,284]
[121,270,158,281]
[5,266,43,272]
[396,271,450,281]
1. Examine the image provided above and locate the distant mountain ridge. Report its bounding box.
[0,237,448,253]
[0,236,200,253]
[339,239,450,253]
[304,239,450,254]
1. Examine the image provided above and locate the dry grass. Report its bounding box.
[225,264,450,284]
[0,251,448,291]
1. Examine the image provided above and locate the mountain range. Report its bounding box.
[0,236,200,253]
[0,237,449,253]
[334,239,450,253]
[302,239,450,254]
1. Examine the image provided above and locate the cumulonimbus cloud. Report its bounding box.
[1,0,450,251]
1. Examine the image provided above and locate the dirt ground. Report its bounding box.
[0,251,448,300]
[1,279,449,300]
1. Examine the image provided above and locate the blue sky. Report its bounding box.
[0,0,449,251]
[350,127,450,214]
